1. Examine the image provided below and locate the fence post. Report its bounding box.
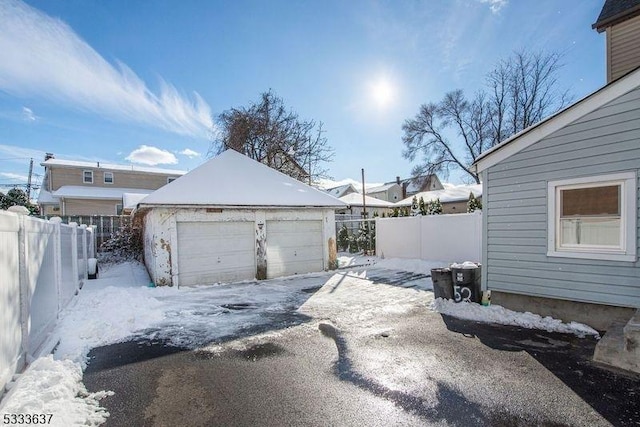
[79,225,88,284]
[16,212,30,365]
[69,222,78,292]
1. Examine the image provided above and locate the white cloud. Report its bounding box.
[0,172,29,182]
[480,0,508,14]
[0,0,213,138]
[22,106,36,122]
[179,148,200,158]
[126,145,178,166]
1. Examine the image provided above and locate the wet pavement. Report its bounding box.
[83,268,640,427]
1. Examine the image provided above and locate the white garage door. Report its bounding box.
[177,221,255,286]
[266,220,324,279]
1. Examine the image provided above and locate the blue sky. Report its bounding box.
[0,0,605,193]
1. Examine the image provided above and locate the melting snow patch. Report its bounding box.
[430,298,600,338]
[449,261,479,269]
[0,356,113,427]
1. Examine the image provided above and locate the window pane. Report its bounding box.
[559,218,620,247]
[83,171,92,182]
[561,185,619,216]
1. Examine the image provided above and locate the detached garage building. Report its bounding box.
[136,150,345,287]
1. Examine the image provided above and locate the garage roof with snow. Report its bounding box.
[139,149,346,208]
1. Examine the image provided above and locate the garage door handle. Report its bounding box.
[217,257,221,263]
[294,251,297,257]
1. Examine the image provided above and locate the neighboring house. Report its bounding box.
[38,154,185,216]
[400,175,444,198]
[136,149,345,287]
[396,184,482,214]
[593,0,640,82]
[337,192,394,217]
[473,1,640,372]
[366,183,403,203]
[325,183,358,198]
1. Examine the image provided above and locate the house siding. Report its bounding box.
[609,14,640,82]
[49,167,179,191]
[485,86,640,308]
[63,198,120,216]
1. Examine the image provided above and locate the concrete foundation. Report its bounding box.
[491,291,636,332]
[594,310,640,374]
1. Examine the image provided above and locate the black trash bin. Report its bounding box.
[430,268,453,300]
[451,264,481,303]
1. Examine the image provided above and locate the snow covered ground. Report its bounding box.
[0,256,599,425]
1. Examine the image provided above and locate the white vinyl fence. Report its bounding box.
[375,212,482,263]
[0,211,94,394]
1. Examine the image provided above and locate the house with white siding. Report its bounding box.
[135,149,345,287]
[474,0,640,373]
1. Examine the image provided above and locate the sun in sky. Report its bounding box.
[368,75,397,110]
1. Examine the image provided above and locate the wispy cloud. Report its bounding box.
[22,106,36,122]
[179,148,200,158]
[479,0,508,14]
[0,0,213,138]
[0,172,29,182]
[126,145,178,166]
[0,144,46,162]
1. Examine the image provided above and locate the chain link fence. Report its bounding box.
[38,215,131,251]
[335,214,376,255]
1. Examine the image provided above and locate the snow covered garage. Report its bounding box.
[135,150,345,287]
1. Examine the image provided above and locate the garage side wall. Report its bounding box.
[484,86,640,308]
[142,208,175,286]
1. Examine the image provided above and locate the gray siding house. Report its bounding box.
[474,0,640,374]
[475,72,640,326]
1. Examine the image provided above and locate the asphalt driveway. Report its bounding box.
[83,268,640,427]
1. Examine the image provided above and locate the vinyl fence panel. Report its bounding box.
[0,212,22,395]
[23,218,60,359]
[376,213,482,263]
[59,225,77,308]
[1,212,92,394]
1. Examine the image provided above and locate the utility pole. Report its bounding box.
[26,158,34,200]
[361,168,369,255]
[361,168,367,220]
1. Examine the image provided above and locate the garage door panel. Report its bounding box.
[177,221,255,286]
[266,220,324,279]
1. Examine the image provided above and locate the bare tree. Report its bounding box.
[402,50,572,183]
[210,90,334,183]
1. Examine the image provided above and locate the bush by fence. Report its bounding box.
[335,216,376,254]
[0,211,94,395]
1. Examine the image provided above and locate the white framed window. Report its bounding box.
[547,172,637,262]
[167,177,177,184]
[83,170,93,184]
[104,172,114,184]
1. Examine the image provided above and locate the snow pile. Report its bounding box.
[54,286,169,366]
[337,253,376,268]
[0,356,113,427]
[450,261,479,269]
[431,298,600,338]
